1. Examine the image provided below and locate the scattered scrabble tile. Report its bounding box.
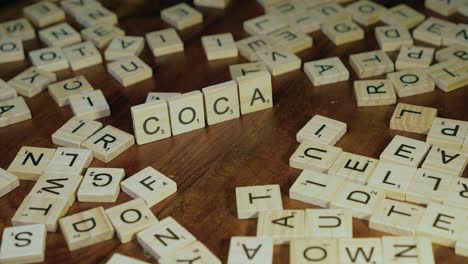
[107,253,150,264]
[243,14,287,36]
[105,198,158,243]
[0,79,17,101]
[257,209,305,245]
[290,140,342,171]
[338,238,382,263]
[266,27,312,53]
[229,62,269,80]
[137,217,196,260]
[381,4,425,29]
[63,41,103,71]
[459,1,468,17]
[160,241,221,264]
[390,103,437,134]
[161,3,203,30]
[427,117,468,150]
[346,0,386,26]
[166,91,205,136]
[12,196,68,232]
[69,90,111,120]
[104,36,145,61]
[202,80,240,125]
[145,92,181,103]
[290,239,339,264]
[227,237,273,264]
[413,17,456,46]
[464,132,468,153]
[264,0,303,15]
[426,60,468,93]
[0,18,36,41]
[29,172,82,208]
[235,184,282,219]
[81,24,125,49]
[59,207,114,251]
[329,152,379,184]
[305,208,352,238]
[282,10,320,34]
[416,203,466,247]
[74,5,118,28]
[309,2,352,23]
[23,1,65,28]
[0,168,19,198]
[436,44,468,62]
[0,224,46,263]
[406,168,453,205]
[121,166,176,207]
[0,97,32,128]
[375,26,413,52]
[7,146,55,181]
[29,46,69,72]
[255,47,301,76]
[422,146,467,177]
[236,71,273,115]
[52,116,103,148]
[367,161,417,200]
[0,38,24,64]
[296,114,347,145]
[425,0,460,16]
[349,50,394,79]
[61,0,102,17]
[38,22,82,47]
[353,79,396,107]
[145,28,184,57]
[388,69,435,97]
[107,56,152,87]
[45,147,93,175]
[8,67,56,98]
[395,46,434,70]
[48,75,94,107]
[77,167,125,202]
[321,19,364,45]
[236,35,273,61]
[82,125,135,163]
[304,57,349,86]
[201,33,238,60]
[443,177,468,209]
[131,101,172,145]
[194,0,230,8]
[380,135,431,167]
[382,236,435,264]
[443,24,468,46]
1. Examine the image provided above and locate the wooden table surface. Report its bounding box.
[0,0,467,263]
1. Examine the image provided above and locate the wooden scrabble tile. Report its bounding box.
[82,125,135,163]
[235,184,282,219]
[105,198,158,243]
[299,0,334,10]
[7,146,56,181]
[39,22,82,47]
[349,50,394,79]
[425,0,460,17]
[29,172,82,208]
[0,18,36,41]
[243,14,287,36]
[297,115,345,145]
[136,217,196,260]
[346,0,386,26]
[290,140,342,172]
[464,132,468,153]
[145,92,181,103]
[406,168,453,205]
[0,97,32,128]
[48,75,94,107]
[328,152,379,184]
[304,57,349,86]
[74,5,118,28]
[29,46,69,72]
[443,177,468,209]
[321,19,364,46]
[353,79,396,107]
[375,26,413,52]
[63,41,103,71]
[443,24,468,47]
[426,60,468,93]
[159,241,222,264]
[194,0,230,8]
[52,116,103,148]
[460,1,468,17]
[23,1,65,28]
[257,209,305,245]
[380,135,431,167]
[121,166,176,207]
[382,236,435,264]
[395,46,434,70]
[264,0,303,15]
[131,101,171,145]
[427,117,468,150]
[104,36,144,61]
[339,238,382,264]
[282,10,320,34]
[236,35,273,61]
[422,146,467,177]
[416,203,466,247]
[436,44,468,62]
[0,168,19,198]
[235,71,273,115]
[227,237,273,264]
[107,253,150,264]
[309,2,352,23]
[145,28,184,57]
[201,80,240,125]
[367,161,416,200]
[161,3,203,30]
[413,17,456,46]
[61,0,102,17]
[0,224,46,263]
[266,27,312,53]
[0,79,17,101]
[229,62,269,80]
[388,68,436,97]
[107,56,152,87]
[330,181,385,220]
[290,239,338,264]
[12,196,68,232]
[59,207,114,251]
[69,90,110,120]
[77,167,124,202]
[201,33,238,60]
[0,38,24,64]
[389,103,437,134]
[45,147,93,175]
[81,24,125,49]
[369,198,425,235]
[305,208,352,238]
[381,4,425,29]
[166,91,205,136]
[255,47,301,76]
[8,67,56,98]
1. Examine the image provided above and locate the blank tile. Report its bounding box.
[107,56,152,87]
[48,75,94,107]
[235,184,283,219]
[0,224,46,264]
[82,125,135,163]
[29,46,69,72]
[257,209,305,245]
[161,3,203,30]
[290,140,342,172]
[227,237,273,264]
[69,90,110,120]
[167,91,205,136]
[304,57,349,86]
[380,135,431,167]
[194,0,230,9]
[389,103,437,134]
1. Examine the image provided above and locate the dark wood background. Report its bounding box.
[0,0,467,263]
